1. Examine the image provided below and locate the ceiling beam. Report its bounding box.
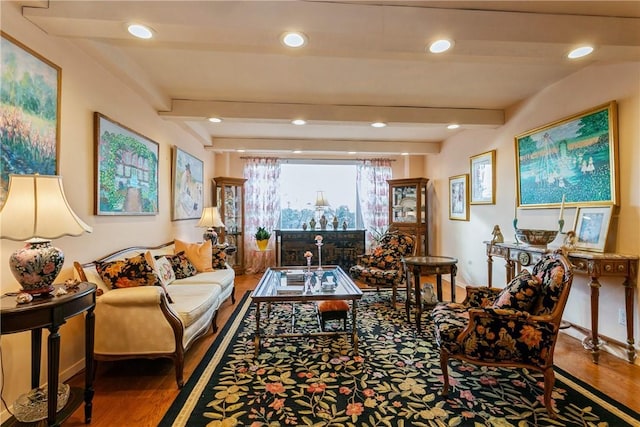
[208,138,440,155]
[160,99,504,126]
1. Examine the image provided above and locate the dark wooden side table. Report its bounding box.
[403,256,458,331]
[1,282,96,426]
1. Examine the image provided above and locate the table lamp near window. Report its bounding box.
[0,174,93,295]
[197,206,225,243]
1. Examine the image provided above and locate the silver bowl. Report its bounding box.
[515,228,558,246]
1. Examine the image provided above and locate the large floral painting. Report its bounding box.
[94,112,159,215]
[1,32,61,204]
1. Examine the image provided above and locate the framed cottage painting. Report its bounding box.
[515,102,618,209]
[172,146,204,220]
[1,32,61,204]
[94,112,159,215]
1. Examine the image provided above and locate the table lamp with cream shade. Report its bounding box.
[197,206,225,243]
[0,174,93,295]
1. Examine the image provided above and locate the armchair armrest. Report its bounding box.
[463,286,502,307]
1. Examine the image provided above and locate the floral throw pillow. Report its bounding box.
[161,251,198,279]
[95,253,160,289]
[211,245,228,269]
[491,269,541,312]
[144,252,175,303]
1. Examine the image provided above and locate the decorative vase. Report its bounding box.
[342,220,347,230]
[309,218,316,230]
[302,222,307,230]
[332,216,339,230]
[9,240,63,295]
[319,215,328,230]
[256,239,269,251]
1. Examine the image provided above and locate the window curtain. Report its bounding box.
[357,159,392,250]
[243,157,281,274]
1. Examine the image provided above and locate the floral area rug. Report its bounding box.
[160,291,640,426]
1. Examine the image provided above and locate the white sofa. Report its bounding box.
[73,241,235,388]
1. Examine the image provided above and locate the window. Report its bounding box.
[280,161,358,230]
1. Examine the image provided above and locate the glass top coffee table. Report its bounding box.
[251,266,363,357]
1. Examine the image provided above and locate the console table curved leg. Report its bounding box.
[624,276,637,363]
[586,276,601,363]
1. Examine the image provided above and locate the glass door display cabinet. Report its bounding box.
[387,177,429,256]
[213,177,247,274]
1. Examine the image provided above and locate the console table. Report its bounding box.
[484,241,638,364]
[275,230,366,271]
[1,282,96,426]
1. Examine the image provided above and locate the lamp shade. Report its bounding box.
[197,206,225,228]
[315,191,329,208]
[1,174,93,241]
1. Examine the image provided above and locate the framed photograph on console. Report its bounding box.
[172,146,204,220]
[1,32,61,204]
[94,112,159,215]
[449,174,469,221]
[515,102,618,209]
[573,206,612,252]
[470,150,495,205]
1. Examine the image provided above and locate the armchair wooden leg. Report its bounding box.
[440,348,450,396]
[543,367,558,419]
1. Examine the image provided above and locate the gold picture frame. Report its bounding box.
[573,206,612,252]
[449,174,469,221]
[470,150,496,205]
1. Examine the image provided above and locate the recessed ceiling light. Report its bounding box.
[401,152,409,156]
[127,24,153,39]
[292,150,303,154]
[208,117,222,123]
[291,119,306,125]
[429,39,453,54]
[447,124,460,130]
[567,46,594,59]
[348,151,357,155]
[371,122,387,128]
[281,32,307,48]
[236,149,245,153]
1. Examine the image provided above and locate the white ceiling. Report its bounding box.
[20,0,640,154]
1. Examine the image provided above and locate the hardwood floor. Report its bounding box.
[65,273,640,426]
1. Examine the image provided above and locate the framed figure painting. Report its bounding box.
[470,150,495,204]
[1,32,61,204]
[94,112,159,215]
[172,146,204,220]
[449,174,469,221]
[515,102,618,208]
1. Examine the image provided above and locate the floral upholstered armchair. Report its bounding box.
[432,251,573,418]
[349,230,416,306]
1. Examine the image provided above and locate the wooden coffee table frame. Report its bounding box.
[251,266,362,357]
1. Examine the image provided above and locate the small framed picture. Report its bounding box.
[470,150,495,205]
[449,174,469,221]
[573,206,612,252]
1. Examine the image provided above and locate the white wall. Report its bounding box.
[429,61,640,364]
[1,4,216,417]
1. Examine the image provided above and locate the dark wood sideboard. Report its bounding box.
[484,241,638,365]
[275,230,366,271]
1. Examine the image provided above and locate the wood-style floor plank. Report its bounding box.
[64,274,640,426]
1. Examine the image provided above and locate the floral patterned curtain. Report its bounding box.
[243,157,281,274]
[357,159,392,250]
